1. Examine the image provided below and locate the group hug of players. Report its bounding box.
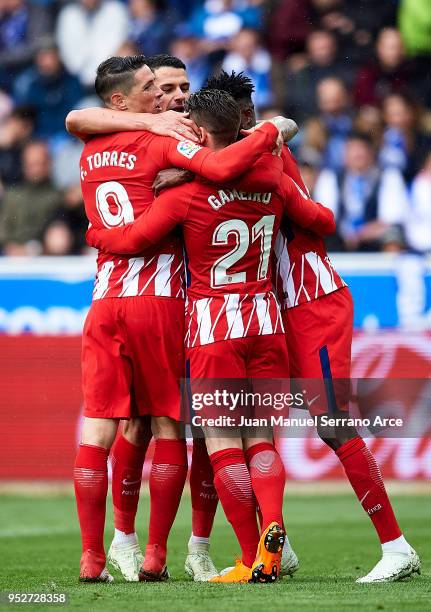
[66,53,421,585]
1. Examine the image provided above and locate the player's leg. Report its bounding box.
[188,339,260,583]
[242,334,289,582]
[284,287,420,582]
[205,432,260,583]
[108,416,152,581]
[75,417,119,582]
[122,296,188,581]
[140,415,188,581]
[185,435,219,581]
[77,299,134,582]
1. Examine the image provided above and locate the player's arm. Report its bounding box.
[280,173,336,236]
[227,153,283,192]
[86,192,190,254]
[152,152,282,195]
[65,108,199,142]
[281,145,309,194]
[163,122,280,183]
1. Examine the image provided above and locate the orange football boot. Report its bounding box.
[210,558,252,583]
[250,522,285,583]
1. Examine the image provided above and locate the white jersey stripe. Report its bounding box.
[154,254,174,296]
[119,257,146,297]
[196,298,214,346]
[224,293,245,339]
[254,293,273,335]
[93,261,115,300]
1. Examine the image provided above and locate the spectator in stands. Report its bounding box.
[301,76,352,171]
[222,28,272,108]
[404,152,431,254]
[285,29,352,123]
[314,133,409,251]
[42,183,87,255]
[0,105,34,185]
[354,27,411,107]
[129,0,172,56]
[13,39,83,142]
[317,0,397,67]
[353,104,383,149]
[0,0,53,89]
[379,92,431,185]
[266,0,312,60]
[188,0,244,49]
[56,0,129,90]
[0,140,61,255]
[170,35,211,91]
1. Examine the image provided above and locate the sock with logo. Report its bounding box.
[210,448,260,568]
[111,433,151,535]
[190,438,218,538]
[145,438,188,572]
[336,437,402,544]
[74,444,109,558]
[245,442,285,530]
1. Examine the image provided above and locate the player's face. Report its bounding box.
[153,66,191,112]
[124,65,164,113]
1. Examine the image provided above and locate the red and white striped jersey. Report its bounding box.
[86,154,288,347]
[184,291,284,348]
[274,146,346,310]
[80,124,279,302]
[86,151,342,345]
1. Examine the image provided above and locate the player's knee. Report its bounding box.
[316,419,358,451]
[123,416,151,446]
[151,416,182,440]
[81,417,118,449]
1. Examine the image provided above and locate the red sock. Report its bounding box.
[146,439,188,570]
[245,442,285,530]
[336,437,402,544]
[190,438,218,538]
[210,448,260,568]
[111,434,150,534]
[74,444,109,557]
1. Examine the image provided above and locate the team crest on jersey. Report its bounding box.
[177,140,202,159]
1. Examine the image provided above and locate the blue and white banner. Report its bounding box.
[0,254,430,334]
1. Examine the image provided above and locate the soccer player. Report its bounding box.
[72,55,286,583]
[85,89,336,583]
[68,53,298,583]
[205,70,421,583]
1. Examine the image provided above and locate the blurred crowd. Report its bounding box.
[0,0,431,256]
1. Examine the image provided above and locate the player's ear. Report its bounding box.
[110,91,128,111]
[197,126,208,145]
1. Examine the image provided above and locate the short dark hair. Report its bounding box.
[146,54,186,72]
[95,55,148,103]
[185,90,240,144]
[347,131,374,149]
[203,70,254,103]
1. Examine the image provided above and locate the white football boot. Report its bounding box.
[356,547,421,583]
[108,537,144,582]
[280,543,300,577]
[185,542,219,582]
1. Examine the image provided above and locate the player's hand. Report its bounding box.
[147,111,200,142]
[153,168,195,195]
[241,117,298,144]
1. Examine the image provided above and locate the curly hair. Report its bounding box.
[203,70,255,101]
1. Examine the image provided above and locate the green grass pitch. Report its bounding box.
[0,492,429,611]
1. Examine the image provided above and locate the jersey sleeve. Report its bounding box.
[86,190,190,254]
[227,153,283,191]
[162,122,279,182]
[281,145,309,195]
[279,173,336,236]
